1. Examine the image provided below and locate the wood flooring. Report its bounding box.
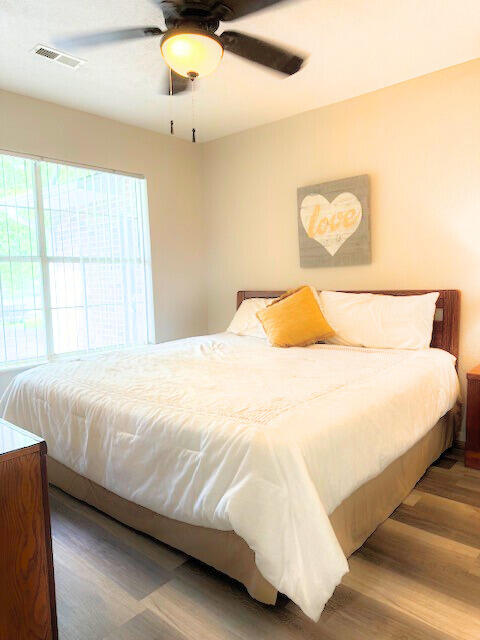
[50,449,480,640]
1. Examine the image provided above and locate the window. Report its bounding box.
[0,152,154,368]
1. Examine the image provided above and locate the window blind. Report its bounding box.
[0,152,154,368]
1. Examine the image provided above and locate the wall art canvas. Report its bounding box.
[297,174,371,267]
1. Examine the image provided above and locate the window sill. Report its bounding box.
[0,342,155,375]
[0,361,48,375]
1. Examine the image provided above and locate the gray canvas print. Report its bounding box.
[297,174,371,268]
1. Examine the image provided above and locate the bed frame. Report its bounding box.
[237,289,460,359]
[47,289,461,608]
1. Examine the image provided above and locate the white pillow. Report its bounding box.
[227,298,270,338]
[319,291,439,350]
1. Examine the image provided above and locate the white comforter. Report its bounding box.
[1,333,459,620]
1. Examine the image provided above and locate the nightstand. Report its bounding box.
[466,365,480,469]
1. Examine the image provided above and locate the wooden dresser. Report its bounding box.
[0,419,58,640]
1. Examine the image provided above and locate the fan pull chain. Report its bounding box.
[169,69,175,136]
[190,74,196,143]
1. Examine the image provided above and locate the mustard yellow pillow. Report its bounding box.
[256,286,334,348]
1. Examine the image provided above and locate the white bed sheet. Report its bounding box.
[0,333,459,620]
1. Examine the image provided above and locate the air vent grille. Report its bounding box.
[32,45,85,70]
[36,47,59,60]
[56,54,81,68]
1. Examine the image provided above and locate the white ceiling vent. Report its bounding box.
[31,45,85,70]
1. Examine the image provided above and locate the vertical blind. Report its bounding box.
[0,152,154,367]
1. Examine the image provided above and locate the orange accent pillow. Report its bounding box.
[256,286,334,348]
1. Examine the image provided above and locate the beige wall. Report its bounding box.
[202,58,480,409]
[0,89,206,344]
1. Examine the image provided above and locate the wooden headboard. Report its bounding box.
[237,289,460,359]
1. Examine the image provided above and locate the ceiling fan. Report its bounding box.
[57,0,306,96]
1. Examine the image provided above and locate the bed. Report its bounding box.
[0,289,460,621]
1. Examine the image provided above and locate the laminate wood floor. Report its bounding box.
[50,449,480,640]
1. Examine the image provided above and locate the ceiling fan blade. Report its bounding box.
[212,0,290,21]
[220,30,304,75]
[56,27,163,49]
[160,68,190,95]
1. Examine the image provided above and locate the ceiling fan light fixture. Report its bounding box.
[161,31,224,79]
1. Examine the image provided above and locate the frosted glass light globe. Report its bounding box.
[161,32,224,79]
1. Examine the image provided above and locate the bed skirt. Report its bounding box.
[47,412,454,605]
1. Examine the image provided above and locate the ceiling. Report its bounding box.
[1,0,479,142]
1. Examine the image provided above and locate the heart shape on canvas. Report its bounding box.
[300,192,362,256]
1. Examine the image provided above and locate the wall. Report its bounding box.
[0,89,206,393]
[202,58,480,415]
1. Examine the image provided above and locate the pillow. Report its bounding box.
[227,298,270,338]
[318,291,439,350]
[256,286,334,348]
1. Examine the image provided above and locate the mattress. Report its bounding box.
[0,332,459,620]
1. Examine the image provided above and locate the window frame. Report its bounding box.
[0,149,155,371]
